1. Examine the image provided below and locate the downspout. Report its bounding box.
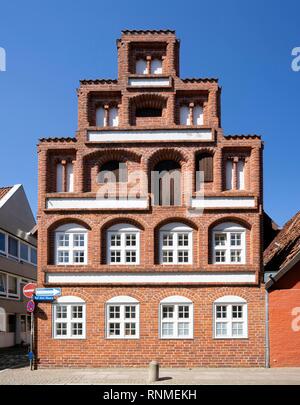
[265,288,270,368]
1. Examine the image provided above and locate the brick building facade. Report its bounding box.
[36,30,265,368]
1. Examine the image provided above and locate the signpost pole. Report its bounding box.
[30,311,34,371]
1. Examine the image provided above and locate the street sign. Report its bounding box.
[35,288,61,297]
[23,283,37,299]
[27,300,35,313]
[34,295,55,302]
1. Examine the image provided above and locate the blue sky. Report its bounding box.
[0,0,299,226]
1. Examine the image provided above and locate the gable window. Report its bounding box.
[106,296,139,339]
[225,158,246,190]
[212,222,246,264]
[214,296,248,339]
[96,106,105,127]
[8,236,18,259]
[135,107,162,117]
[136,59,148,74]
[159,223,193,264]
[151,58,163,74]
[180,105,190,125]
[56,161,74,193]
[107,224,140,265]
[160,296,193,339]
[53,296,86,339]
[179,103,203,125]
[154,160,181,206]
[55,224,88,265]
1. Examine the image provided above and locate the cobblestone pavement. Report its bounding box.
[0,347,29,371]
[0,367,300,385]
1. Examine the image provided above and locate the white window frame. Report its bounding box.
[55,223,88,265]
[213,296,248,339]
[0,229,37,266]
[159,222,193,265]
[159,296,193,339]
[212,222,246,264]
[107,223,140,265]
[52,296,86,339]
[106,296,140,339]
[0,231,6,255]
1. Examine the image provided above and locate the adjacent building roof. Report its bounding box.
[264,210,300,275]
[122,29,175,35]
[0,186,13,200]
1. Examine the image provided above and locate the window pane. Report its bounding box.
[125,250,136,263]
[110,250,121,263]
[58,234,69,247]
[230,250,242,263]
[0,232,6,253]
[178,233,189,246]
[162,233,173,246]
[72,306,83,319]
[56,306,67,319]
[215,234,226,246]
[216,305,227,319]
[20,243,29,261]
[216,322,227,337]
[162,250,173,263]
[215,250,226,262]
[178,305,189,318]
[232,305,243,318]
[178,250,189,263]
[0,274,6,293]
[73,234,85,247]
[8,315,16,332]
[162,305,174,319]
[56,322,67,336]
[8,276,17,295]
[125,306,136,319]
[232,322,243,336]
[109,323,120,336]
[178,322,189,336]
[8,236,18,257]
[230,233,241,246]
[162,322,173,337]
[74,251,85,263]
[126,234,136,247]
[71,322,83,336]
[109,306,120,319]
[20,315,26,332]
[30,248,37,265]
[111,234,121,246]
[58,251,69,264]
[125,322,136,336]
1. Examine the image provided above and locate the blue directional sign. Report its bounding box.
[35,288,61,297]
[34,295,55,302]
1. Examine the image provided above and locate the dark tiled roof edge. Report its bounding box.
[182,78,218,83]
[80,79,118,85]
[39,137,77,143]
[122,30,175,35]
[225,134,261,140]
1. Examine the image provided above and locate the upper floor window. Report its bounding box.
[196,153,214,187]
[96,105,119,127]
[180,104,203,125]
[214,296,248,339]
[159,222,193,265]
[107,223,140,265]
[212,222,246,264]
[160,296,193,339]
[98,161,128,183]
[0,231,6,255]
[151,58,162,74]
[53,296,86,339]
[56,161,74,193]
[154,160,181,206]
[136,59,148,74]
[226,158,245,191]
[55,223,88,265]
[106,296,140,339]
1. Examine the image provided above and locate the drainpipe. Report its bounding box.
[265,288,270,368]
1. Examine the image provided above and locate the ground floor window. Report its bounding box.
[160,296,193,339]
[52,296,86,339]
[214,296,248,339]
[106,296,139,339]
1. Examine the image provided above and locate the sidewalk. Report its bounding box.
[0,367,300,385]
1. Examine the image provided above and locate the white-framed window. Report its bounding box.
[0,272,6,296]
[159,222,193,265]
[108,107,119,127]
[213,296,248,339]
[212,222,246,264]
[8,235,18,259]
[96,106,105,127]
[0,229,36,265]
[193,105,203,125]
[53,296,86,339]
[106,296,140,339]
[55,223,88,265]
[107,223,140,265]
[0,231,6,255]
[160,296,193,339]
[180,105,190,125]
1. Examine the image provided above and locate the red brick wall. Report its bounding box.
[36,285,265,368]
[269,262,300,367]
